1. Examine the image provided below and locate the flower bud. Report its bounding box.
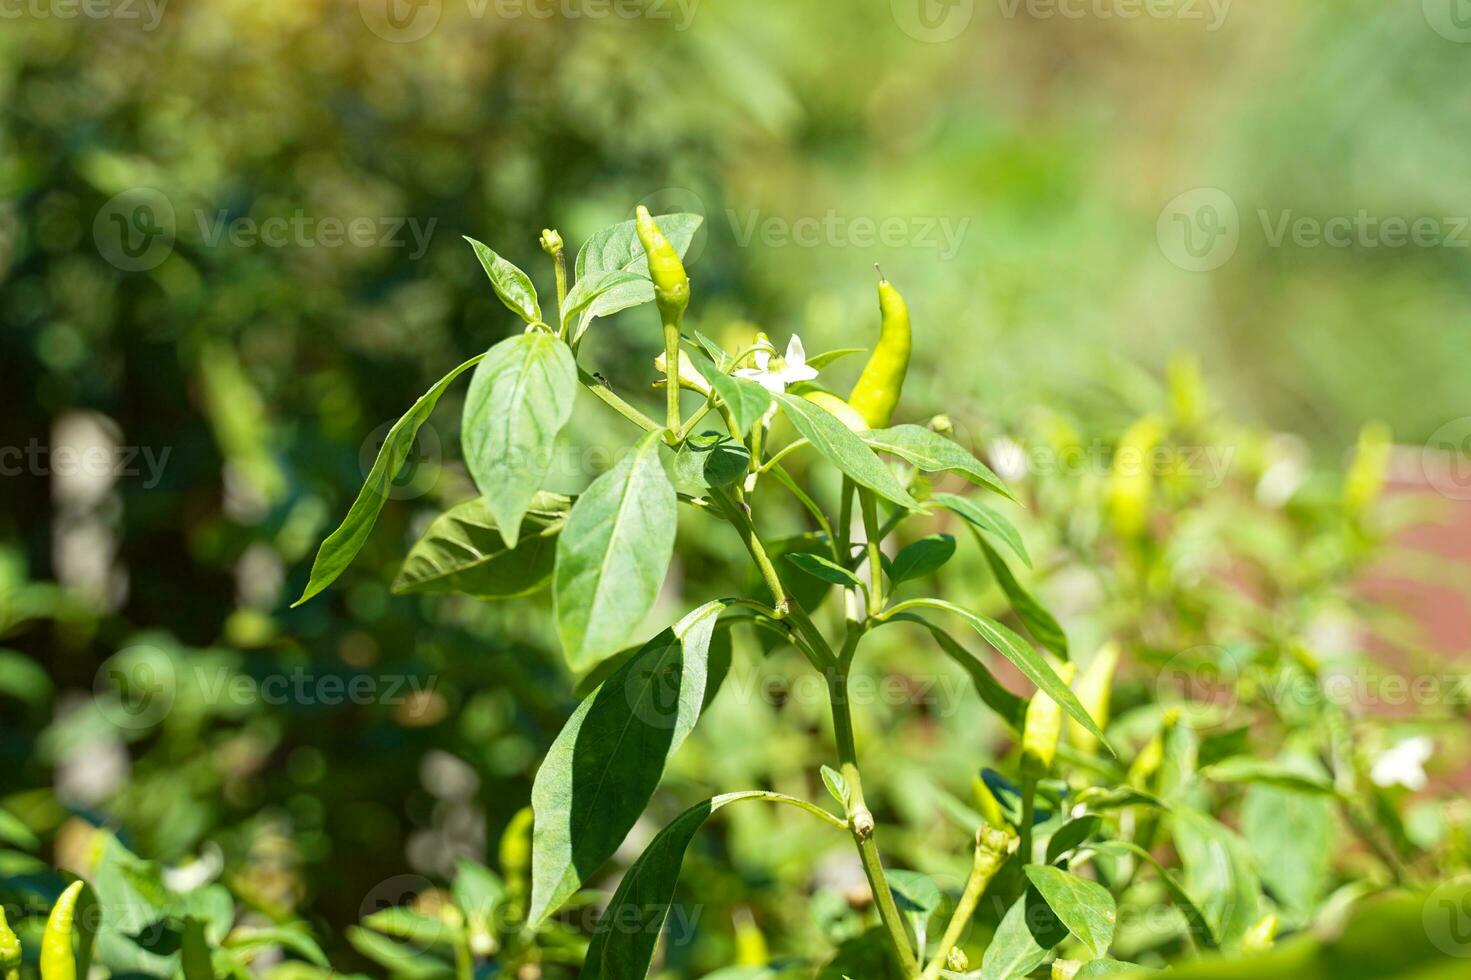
[539,228,563,257]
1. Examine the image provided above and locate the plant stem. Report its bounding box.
[678,396,716,439]
[454,938,473,980]
[663,316,683,435]
[1018,772,1038,864]
[712,489,790,617]
[757,438,810,474]
[827,628,921,979]
[578,368,661,434]
[919,829,1013,980]
[860,489,886,614]
[765,465,837,555]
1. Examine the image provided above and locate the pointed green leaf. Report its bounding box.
[529,603,725,925]
[670,432,751,497]
[580,791,824,980]
[465,238,540,324]
[805,347,868,370]
[462,332,578,548]
[931,492,1030,567]
[1083,841,1218,950]
[902,599,1107,752]
[980,891,1064,980]
[686,348,772,437]
[889,534,956,584]
[891,613,1027,730]
[1045,815,1104,864]
[553,431,678,669]
[295,354,485,606]
[1024,865,1117,958]
[975,533,1068,659]
[785,552,864,589]
[393,494,568,599]
[774,393,919,510]
[820,766,850,809]
[1170,808,1264,948]
[863,425,1013,500]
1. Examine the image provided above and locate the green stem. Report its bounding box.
[919,829,1013,980]
[1018,772,1038,864]
[678,396,716,439]
[766,465,837,556]
[860,489,886,615]
[663,315,683,435]
[578,368,661,434]
[713,489,790,618]
[828,629,921,979]
[454,938,473,980]
[757,438,810,474]
[553,253,568,335]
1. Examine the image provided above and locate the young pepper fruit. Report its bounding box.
[634,206,690,322]
[0,905,20,980]
[847,272,912,429]
[1022,662,1078,775]
[40,880,85,980]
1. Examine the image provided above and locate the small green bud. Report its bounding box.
[947,946,969,971]
[929,414,953,434]
[539,228,564,256]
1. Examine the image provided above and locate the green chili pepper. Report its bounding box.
[0,905,21,980]
[634,206,690,322]
[847,272,912,429]
[1067,641,1120,756]
[1022,662,1076,775]
[40,880,84,980]
[804,390,868,432]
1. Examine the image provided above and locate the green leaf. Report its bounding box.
[975,533,1068,660]
[362,908,461,947]
[1045,815,1104,864]
[785,552,864,589]
[560,269,647,329]
[907,600,1107,752]
[820,765,850,809]
[805,347,868,370]
[670,432,751,497]
[891,614,1027,730]
[581,792,812,980]
[1077,960,1157,978]
[294,353,485,606]
[344,928,452,980]
[863,425,1013,500]
[774,393,919,510]
[574,212,704,329]
[553,430,678,670]
[980,891,1065,980]
[1203,757,1337,796]
[461,332,578,548]
[392,494,568,599]
[451,860,505,935]
[529,603,726,925]
[181,918,213,980]
[0,807,39,851]
[889,534,955,584]
[1170,808,1263,948]
[1083,841,1218,950]
[686,347,772,437]
[1242,779,1333,922]
[887,869,942,954]
[930,492,1030,568]
[464,238,540,324]
[1024,865,1117,958]
[222,926,328,967]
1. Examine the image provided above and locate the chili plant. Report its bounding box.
[293,208,1123,978]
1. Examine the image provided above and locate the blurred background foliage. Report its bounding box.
[3,0,1470,976]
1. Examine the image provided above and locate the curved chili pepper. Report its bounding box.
[40,880,85,980]
[848,272,912,429]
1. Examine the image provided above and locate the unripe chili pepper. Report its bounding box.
[0,905,20,980]
[1067,642,1120,756]
[1107,416,1165,539]
[1022,662,1077,775]
[1344,421,1392,520]
[847,272,912,429]
[41,880,85,980]
[634,206,690,322]
[804,390,869,432]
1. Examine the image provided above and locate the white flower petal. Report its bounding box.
[752,349,772,372]
[1371,736,1434,790]
[785,334,808,368]
[780,364,819,385]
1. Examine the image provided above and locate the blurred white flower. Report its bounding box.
[1371,735,1434,791]
[735,335,818,393]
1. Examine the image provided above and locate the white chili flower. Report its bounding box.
[735,334,819,394]
[1371,735,1433,791]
